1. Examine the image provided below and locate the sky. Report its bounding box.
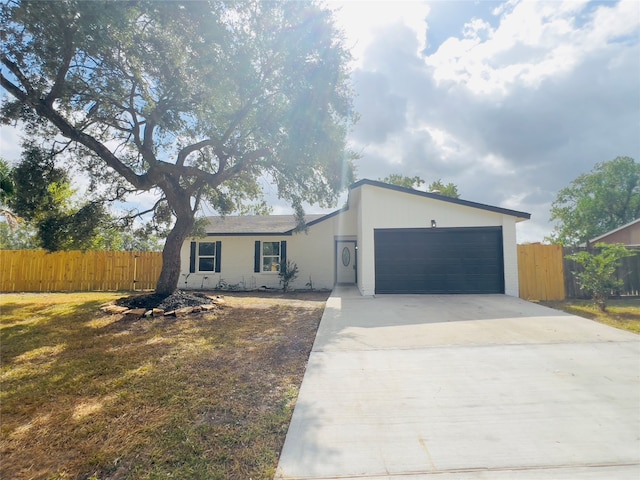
[1,0,639,242]
[328,0,640,242]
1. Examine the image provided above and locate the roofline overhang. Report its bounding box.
[588,217,640,243]
[350,179,531,221]
[199,178,533,236]
[205,232,293,237]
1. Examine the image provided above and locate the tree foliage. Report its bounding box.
[2,149,163,251]
[0,158,14,203]
[0,157,21,229]
[549,157,640,246]
[0,220,163,251]
[0,221,38,249]
[1,0,356,294]
[427,179,460,199]
[379,174,460,198]
[379,174,425,189]
[566,243,635,311]
[10,147,69,220]
[10,146,108,251]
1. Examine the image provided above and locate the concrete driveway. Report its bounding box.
[275,287,640,479]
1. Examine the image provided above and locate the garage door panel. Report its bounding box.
[374,227,504,294]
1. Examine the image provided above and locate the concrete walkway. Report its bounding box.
[275,287,640,479]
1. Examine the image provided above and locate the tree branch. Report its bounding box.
[185,147,271,196]
[1,57,34,97]
[34,97,151,190]
[176,139,215,167]
[45,25,76,104]
[123,197,166,221]
[220,99,256,146]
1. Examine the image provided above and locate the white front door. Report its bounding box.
[336,241,356,284]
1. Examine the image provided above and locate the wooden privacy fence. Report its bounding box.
[517,244,640,301]
[563,246,640,298]
[517,244,566,301]
[0,250,162,293]
[2,246,636,297]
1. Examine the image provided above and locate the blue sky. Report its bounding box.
[1,0,639,242]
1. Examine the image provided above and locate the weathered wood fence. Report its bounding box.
[0,250,162,292]
[563,246,640,298]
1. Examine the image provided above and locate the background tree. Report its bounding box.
[379,174,460,198]
[0,221,163,251]
[0,158,14,204]
[566,243,635,311]
[379,174,425,189]
[549,157,640,246]
[10,146,108,251]
[0,157,20,229]
[0,222,38,249]
[427,179,460,199]
[1,0,355,295]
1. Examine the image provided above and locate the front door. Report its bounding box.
[336,240,357,284]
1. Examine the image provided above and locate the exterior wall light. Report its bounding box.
[431,219,437,228]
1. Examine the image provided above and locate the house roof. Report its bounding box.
[588,217,640,244]
[351,179,531,221]
[204,214,327,236]
[202,179,531,235]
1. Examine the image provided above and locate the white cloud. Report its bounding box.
[425,0,640,96]
[330,0,430,66]
[345,0,640,241]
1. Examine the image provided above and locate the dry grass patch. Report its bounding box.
[541,298,640,334]
[1,290,328,479]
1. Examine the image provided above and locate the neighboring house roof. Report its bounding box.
[350,179,531,221]
[201,179,531,235]
[588,218,640,246]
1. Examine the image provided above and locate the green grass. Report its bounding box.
[1,292,327,479]
[541,297,640,334]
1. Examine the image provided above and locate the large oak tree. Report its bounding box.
[1,0,355,295]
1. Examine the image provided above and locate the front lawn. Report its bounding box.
[541,298,640,334]
[0,291,328,480]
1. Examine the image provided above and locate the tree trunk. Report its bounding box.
[155,214,195,296]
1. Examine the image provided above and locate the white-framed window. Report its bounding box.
[262,241,281,272]
[198,242,216,272]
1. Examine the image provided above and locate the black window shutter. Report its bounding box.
[280,240,287,267]
[189,242,196,273]
[215,241,222,273]
[254,241,261,272]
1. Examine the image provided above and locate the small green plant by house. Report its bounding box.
[278,260,299,292]
[566,243,635,312]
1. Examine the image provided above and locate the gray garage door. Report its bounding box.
[374,227,504,294]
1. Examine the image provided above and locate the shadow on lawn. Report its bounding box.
[1,295,325,480]
[0,299,111,360]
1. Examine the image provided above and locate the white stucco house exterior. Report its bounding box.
[179,179,530,296]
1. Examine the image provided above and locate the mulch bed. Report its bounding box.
[115,290,217,311]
